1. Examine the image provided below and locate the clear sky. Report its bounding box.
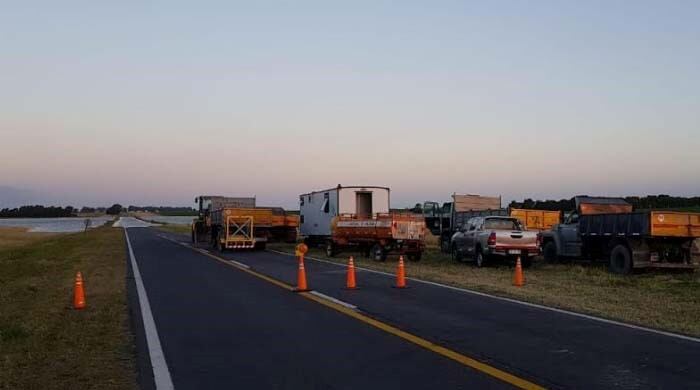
[2,1,699,209]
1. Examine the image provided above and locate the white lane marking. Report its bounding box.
[267,249,700,344]
[125,229,175,390]
[309,291,358,310]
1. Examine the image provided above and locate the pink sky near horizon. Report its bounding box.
[2,2,699,209]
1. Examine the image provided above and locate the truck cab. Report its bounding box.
[542,211,583,259]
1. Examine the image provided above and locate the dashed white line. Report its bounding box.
[309,291,358,310]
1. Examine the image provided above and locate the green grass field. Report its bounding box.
[0,227,136,389]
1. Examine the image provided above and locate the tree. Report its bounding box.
[106,204,123,215]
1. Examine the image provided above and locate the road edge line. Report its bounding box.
[267,249,700,344]
[125,229,175,390]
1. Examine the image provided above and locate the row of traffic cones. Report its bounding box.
[295,254,409,291]
[295,253,526,291]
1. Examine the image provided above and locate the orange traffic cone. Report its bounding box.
[73,272,86,309]
[393,256,407,289]
[345,256,357,289]
[294,256,310,292]
[513,257,524,287]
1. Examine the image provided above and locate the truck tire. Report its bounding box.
[543,241,558,263]
[325,241,335,257]
[408,252,422,261]
[475,248,485,268]
[371,244,387,262]
[452,245,463,262]
[609,244,633,275]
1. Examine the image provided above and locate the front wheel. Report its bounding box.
[609,244,633,275]
[452,245,463,262]
[543,241,558,263]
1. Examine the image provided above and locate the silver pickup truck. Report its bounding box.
[450,216,539,267]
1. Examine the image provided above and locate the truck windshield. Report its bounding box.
[484,218,522,230]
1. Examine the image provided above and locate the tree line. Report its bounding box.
[509,195,700,212]
[0,205,78,218]
[127,206,197,216]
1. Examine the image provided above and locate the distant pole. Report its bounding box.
[84,218,91,232]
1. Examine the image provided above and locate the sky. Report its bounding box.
[1,1,699,210]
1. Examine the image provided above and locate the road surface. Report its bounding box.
[121,220,700,389]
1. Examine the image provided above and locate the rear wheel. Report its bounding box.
[408,252,422,261]
[475,248,485,268]
[543,241,558,263]
[371,244,387,262]
[325,241,336,257]
[609,244,633,275]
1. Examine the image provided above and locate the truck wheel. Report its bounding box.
[452,246,463,262]
[543,241,558,263]
[441,239,450,253]
[371,244,386,262]
[325,241,335,257]
[408,252,422,261]
[475,249,485,268]
[609,245,633,275]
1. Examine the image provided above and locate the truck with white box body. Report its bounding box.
[300,185,425,261]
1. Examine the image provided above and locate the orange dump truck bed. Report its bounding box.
[510,209,561,231]
[650,211,700,238]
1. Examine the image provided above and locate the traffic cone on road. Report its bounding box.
[393,256,407,289]
[73,272,86,310]
[513,257,524,287]
[345,256,357,289]
[294,257,310,292]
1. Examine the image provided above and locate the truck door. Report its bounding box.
[558,213,582,256]
[463,217,479,255]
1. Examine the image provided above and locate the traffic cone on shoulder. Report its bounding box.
[513,257,524,287]
[345,256,357,290]
[393,256,407,289]
[294,256,310,292]
[73,272,86,310]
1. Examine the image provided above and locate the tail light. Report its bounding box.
[487,232,497,246]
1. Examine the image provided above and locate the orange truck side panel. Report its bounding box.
[579,203,633,215]
[650,211,700,238]
[510,209,561,231]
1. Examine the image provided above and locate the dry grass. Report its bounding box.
[0,227,59,250]
[155,224,191,235]
[269,242,700,337]
[0,226,136,390]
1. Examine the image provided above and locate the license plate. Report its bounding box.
[508,249,521,255]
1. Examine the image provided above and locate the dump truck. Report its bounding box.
[191,195,298,251]
[510,208,562,231]
[539,196,700,274]
[300,185,425,261]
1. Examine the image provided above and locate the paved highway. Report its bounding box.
[121,220,700,389]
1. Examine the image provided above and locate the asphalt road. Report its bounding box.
[126,226,512,389]
[126,223,700,389]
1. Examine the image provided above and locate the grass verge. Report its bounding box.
[0,226,136,390]
[268,242,700,337]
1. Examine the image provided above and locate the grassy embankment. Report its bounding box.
[266,241,700,337]
[0,226,136,390]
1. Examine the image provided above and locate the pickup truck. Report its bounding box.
[450,216,539,267]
